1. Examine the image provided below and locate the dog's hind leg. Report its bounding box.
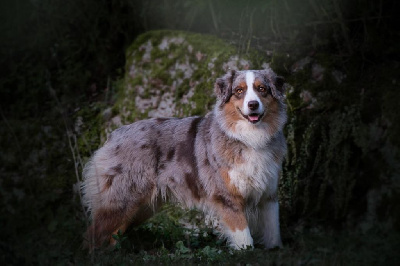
[85,194,156,250]
[85,206,130,249]
[83,173,156,249]
[109,200,159,245]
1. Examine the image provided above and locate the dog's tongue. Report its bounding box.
[248,115,259,122]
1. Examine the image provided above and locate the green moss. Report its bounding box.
[119,30,261,121]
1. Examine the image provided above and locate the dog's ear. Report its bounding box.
[274,76,285,95]
[260,69,285,99]
[270,75,286,100]
[215,70,235,105]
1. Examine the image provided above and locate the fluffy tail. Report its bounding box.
[81,152,129,249]
[81,148,156,250]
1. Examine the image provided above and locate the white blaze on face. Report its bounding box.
[243,71,263,116]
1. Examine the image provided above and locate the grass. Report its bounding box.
[2,187,397,265]
[73,205,400,265]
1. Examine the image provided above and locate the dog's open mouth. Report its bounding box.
[237,108,264,124]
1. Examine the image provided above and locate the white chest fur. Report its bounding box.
[228,147,280,202]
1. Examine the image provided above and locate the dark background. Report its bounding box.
[2,0,399,119]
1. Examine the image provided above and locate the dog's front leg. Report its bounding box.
[219,210,254,249]
[260,198,282,249]
[226,225,254,250]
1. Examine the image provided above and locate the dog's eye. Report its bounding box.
[236,88,244,94]
[258,85,271,94]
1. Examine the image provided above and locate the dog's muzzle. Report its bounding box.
[237,107,265,124]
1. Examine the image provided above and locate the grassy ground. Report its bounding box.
[2,197,398,265]
[83,209,399,266]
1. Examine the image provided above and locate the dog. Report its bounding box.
[82,68,287,250]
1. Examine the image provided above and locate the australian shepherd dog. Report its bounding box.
[82,69,287,250]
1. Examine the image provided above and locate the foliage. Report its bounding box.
[275,52,400,229]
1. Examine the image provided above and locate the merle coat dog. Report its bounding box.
[82,69,287,250]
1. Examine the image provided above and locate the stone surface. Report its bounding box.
[112,31,268,128]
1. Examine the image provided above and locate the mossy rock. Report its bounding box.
[108,30,267,131]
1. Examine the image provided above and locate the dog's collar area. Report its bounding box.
[237,108,265,124]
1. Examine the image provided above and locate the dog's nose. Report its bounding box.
[248,101,259,111]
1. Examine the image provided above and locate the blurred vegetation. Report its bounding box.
[1,0,399,117]
[1,0,399,264]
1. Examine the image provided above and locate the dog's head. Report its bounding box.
[214,69,286,145]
